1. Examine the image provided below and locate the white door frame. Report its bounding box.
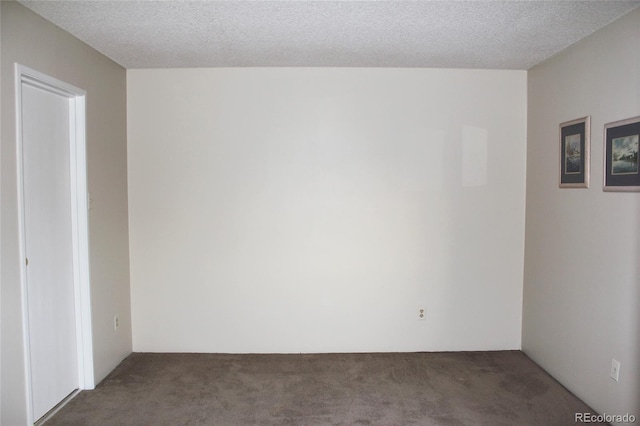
[15,64,94,423]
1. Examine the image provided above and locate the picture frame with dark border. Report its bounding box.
[603,116,640,192]
[559,116,590,188]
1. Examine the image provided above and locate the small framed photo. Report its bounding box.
[559,116,590,188]
[603,116,640,192]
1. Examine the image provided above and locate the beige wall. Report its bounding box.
[0,4,3,422]
[127,68,527,353]
[1,2,132,424]
[523,7,640,419]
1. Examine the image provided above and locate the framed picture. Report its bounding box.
[603,116,640,192]
[559,116,590,188]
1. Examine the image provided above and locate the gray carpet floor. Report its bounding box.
[46,351,604,425]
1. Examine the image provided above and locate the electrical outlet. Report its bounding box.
[417,307,426,320]
[610,359,620,382]
[114,315,119,331]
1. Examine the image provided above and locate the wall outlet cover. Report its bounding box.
[610,358,620,382]
[418,308,426,320]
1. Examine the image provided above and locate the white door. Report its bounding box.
[22,82,79,421]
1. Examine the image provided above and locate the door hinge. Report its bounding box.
[26,258,29,266]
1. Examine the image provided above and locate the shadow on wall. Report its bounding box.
[462,125,488,188]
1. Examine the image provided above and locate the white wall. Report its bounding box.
[523,7,640,419]
[128,68,527,353]
[1,3,132,424]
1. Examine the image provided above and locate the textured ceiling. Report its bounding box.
[19,0,640,70]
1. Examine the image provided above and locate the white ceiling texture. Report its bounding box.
[18,0,640,69]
